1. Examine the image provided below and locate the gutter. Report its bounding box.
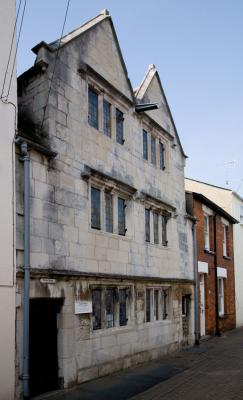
[192,219,200,345]
[20,142,30,399]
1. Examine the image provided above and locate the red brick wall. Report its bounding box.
[194,198,236,336]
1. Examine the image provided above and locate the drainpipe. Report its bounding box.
[21,142,30,399]
[192,220,200,345]
[214,214,220,336]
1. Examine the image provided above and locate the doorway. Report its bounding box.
[199,274,206,336]
[29,298,63,397]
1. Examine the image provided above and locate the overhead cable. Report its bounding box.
[1,0,22,100]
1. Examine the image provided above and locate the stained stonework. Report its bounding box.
[15,10,194,397]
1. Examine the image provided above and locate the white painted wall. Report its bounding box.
[185,178,243,327]
[0,0,16,398]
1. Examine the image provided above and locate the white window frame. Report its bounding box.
[204,214,210,251]
[222,224,227,257]
[218,278,225,317]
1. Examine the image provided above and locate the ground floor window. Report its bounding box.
[218,278,225,317]
[145,287,171,322]
[92,286,129,330]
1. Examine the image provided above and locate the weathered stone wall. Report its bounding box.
[16,12,194,396]
[15,276,194,393]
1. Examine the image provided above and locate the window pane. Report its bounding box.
[153,212,159,244]
[103,100,111,137]
[151,137,156,165]
[162,289,168,320]
[143,130,148,160]
[118,197,126,235]
[88,88,98,129]
[116,109,124,144]
[159,141,165,170]
[154,290,159,320]
[119,289,127,326]
[162,215,167,246]
[145,209,150,242]
[106,289,115,328]
[91,187,101,229]
[92,289,101,330]
[204,215,209,250]
[146,289,151,322]
[105,191,113,233]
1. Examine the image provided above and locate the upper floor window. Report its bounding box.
[153,212,159,244]
[222,224,228,257]
[145,208,150,242]
[145,209,169,246]
[91,186,127,236]
[105,190,113,233]
[162,215,168,246]
[159,141,165,170]
[88,88,98,129]
[204,214,210,250]
[143,130,148,160]
[116,109,124,144]
[103,100,111,137]
[151,136,156,165]
[118,197,126,235]
[91,187,101,229]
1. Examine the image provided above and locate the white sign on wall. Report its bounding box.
[74,300,92,314]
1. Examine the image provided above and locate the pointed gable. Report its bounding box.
[135,65,186,157]
[49,10,134,103]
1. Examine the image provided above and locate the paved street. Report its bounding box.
[38,327,243,400]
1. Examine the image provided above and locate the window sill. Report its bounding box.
[92,324,132,336]
[143,319,172,326]
[204,249,216,255]
[90,227,132,241]
[223,255,231,260]
[145,242,170,250]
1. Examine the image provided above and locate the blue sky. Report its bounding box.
[17,0,243,195]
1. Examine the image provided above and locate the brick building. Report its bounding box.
[15,10,194,398]
[186,191,237,337]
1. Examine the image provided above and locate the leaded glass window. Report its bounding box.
[103,100,111,137]
[154,290,159,320]
[145,208,150,242]
[105,191,113,233]
[118,197,126,236]
[116,109,124,144]
[162,215,168,246]
[146,289,152,322]
[153,212,159,244]
[92,289,101,330]
[119,289,127,326]
[143,129,148,160]
[159,141,165,170]
[151,136,156,165]
[91,187,101,230]
[88,88,98,129]
[106,289,115,328]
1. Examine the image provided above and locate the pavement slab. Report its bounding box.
[36,327,243,400]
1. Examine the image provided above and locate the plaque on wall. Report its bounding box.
[74,300,92,314]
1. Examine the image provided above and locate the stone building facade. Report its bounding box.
[16,10,194,398]
[186,191,237,337]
